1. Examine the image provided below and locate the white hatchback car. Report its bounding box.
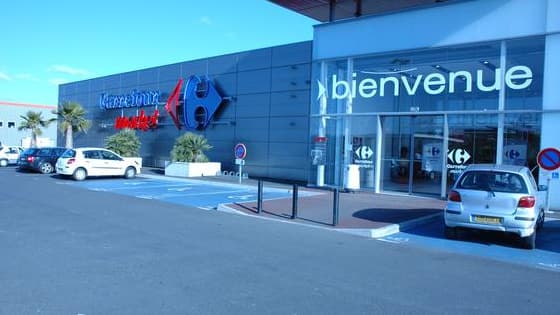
[0,145,24,167]
[445,164,547,249]
[56,147,141,181]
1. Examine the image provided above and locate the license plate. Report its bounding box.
[473,215,502,224]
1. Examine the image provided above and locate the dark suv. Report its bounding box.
[18,147,68,174]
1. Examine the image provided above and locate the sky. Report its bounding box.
[0,0,317,106]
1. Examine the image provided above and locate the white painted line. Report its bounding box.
[167,187,192,192]
[227,194,254,200]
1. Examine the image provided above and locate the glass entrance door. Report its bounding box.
[381,115,445,196]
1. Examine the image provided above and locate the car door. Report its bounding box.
[82,150,105,176]
[99,149,126,176]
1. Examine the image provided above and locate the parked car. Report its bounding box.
[55,147,141,181]
[17,147,68,174]
[444,164,547,249]
[0,145,24,167]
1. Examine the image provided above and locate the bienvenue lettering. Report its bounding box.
[317,65,533,100]
[99,90,160,110]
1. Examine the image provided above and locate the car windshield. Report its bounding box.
[457,171,528,194]
[23,148,39,155]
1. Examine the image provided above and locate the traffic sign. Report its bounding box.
[537,147,560,171]
[234,143,247,159]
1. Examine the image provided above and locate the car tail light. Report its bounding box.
[66,158,76,165]
[518,196,535,208]
[26,156,35,163]
[448,190,462,202]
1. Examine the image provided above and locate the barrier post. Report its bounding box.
[291,184,298,219]
[257,180,263,214]
[332,188,340,226]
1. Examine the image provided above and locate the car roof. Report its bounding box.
[464,163,528,173]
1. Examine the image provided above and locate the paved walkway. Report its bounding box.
[142,169,446,238]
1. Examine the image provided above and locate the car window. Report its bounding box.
[83,150,102,159]
[457,171,528,194]
[100,150,121,160]
[38,148,51,156]
[23,148,38,155]
[61,149,76,158]
[56,148,67,156]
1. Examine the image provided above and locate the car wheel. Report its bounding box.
[40,162,54,174]
[0,159,7,167]
[444,226,458,240]
[536,210,545,230]
[72,168,87,181]
[520,231,536,250]
[124,166,136,179]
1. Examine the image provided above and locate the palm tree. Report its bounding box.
[53,101,90,148]
[171,132,212,162]
[18,111,56,148]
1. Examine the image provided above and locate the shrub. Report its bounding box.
[105,128,141,157]
[171,132,212,162]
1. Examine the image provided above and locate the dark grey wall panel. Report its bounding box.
[237,48,271,71]
[268,142,309,167]
[120,72,139,88]
[89,78,105,92]
[270,63,311,92]
[205,124,236,142]
[237,69,271,94]
[137,68,159,84]
[269,117,309,142]
[236,93,270,118]
[270,91,310,117]
[207,54,238,75]
[235,118,269,142]
[240,141,269,166]
[271,41,312,67]
[158,63,182,82]
[181,60,208,77]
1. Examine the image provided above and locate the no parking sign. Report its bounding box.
[537,147,560,171]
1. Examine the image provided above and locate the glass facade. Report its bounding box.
[310,36,544,197]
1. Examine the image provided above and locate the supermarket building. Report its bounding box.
[58,0,560,207]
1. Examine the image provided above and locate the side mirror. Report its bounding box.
[538,185,548,191]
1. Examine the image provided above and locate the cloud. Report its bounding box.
[48,78,69,85]
[0,71,11,80]
[48,65,90,76]
[199,16,213,25]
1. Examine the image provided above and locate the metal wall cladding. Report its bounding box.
[58,41,313,181]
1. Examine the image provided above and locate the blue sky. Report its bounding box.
[0,0,316,106]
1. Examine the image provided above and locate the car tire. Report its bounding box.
[536,210,545,230]
[40,162,54,174]
[520,231,536,250]
[0,159,7,167]
[444,226,458,240]
[72,168,87,181]
[124,166,136,179]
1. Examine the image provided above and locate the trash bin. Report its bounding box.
[344,164,360,190]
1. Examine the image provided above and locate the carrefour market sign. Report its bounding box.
[317,65,533,100]
[99,90,160,110]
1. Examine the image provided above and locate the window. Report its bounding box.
[7,122,15,128]
[0,121,3,128]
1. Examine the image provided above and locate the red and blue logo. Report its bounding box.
[165,76,225,130]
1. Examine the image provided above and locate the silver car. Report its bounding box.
[444,164,547,249]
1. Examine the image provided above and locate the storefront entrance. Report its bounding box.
[381,115,445,196]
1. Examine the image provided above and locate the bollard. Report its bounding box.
[291,184,298,219]
[257,180,263,214]
[332,188,340,226]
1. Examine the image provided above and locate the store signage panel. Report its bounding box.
[99,90,160,110]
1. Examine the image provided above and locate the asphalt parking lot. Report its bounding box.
[50,170,560,273]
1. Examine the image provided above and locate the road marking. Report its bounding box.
[227,194,254,200]
[538,263,560,270]
[379,236,410,244]
[167,187,192,192]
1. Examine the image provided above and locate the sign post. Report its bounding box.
[537,147,560,213]
[234,143,247,183]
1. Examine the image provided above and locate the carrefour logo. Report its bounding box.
[316,65,533,100]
